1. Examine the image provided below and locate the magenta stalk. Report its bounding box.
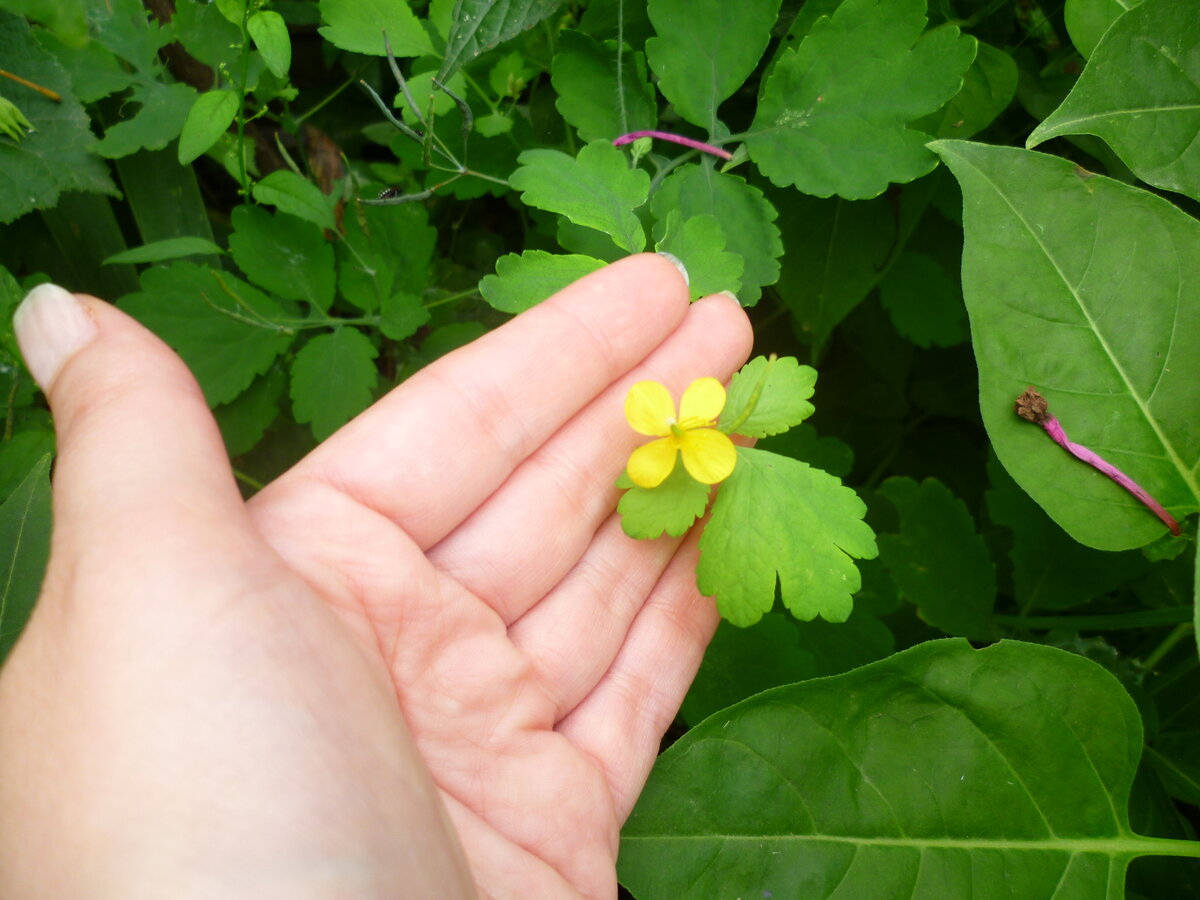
[1015,388,1181,536]
[612,130,733,160]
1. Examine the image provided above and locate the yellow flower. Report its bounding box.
[624,377,737,489]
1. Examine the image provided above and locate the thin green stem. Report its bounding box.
[423,287,479,309]
[235,8,252,198]
[993,608,1193,631]
[1143,623,1194,671]
[3,370,17,441]
[233,469,265,492]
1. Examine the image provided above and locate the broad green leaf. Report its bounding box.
[214,0,246,25]
[774,173,938,348]
[794,608,894,678]
[290,327,379,441]
[391,70,468,126]
[679,613,817,727]
[489,51,534,98]
[619,639,1187,899]
[652,211,742,299]
[0,13,118,224]
[228,205,335,311]
[119,262,294,406]
[913,40,1018,140]
[616,465,711,540]
[0,454,51,664]
[1028,0,1200,203]
[248,10,291,79]
[651,164,782,305]
[550,30,655,143]
[644,0,780,132]
[479,250,605,314]
[747,0,976,199]
[172,0,244,71]
[438,0,562,80]
[758,423,854,479]
[510,142,649,252]
[0,429,54,503]
[317,0,432,57]
[215,366,286,457]
[380,292,429,342]
[95,82,198,158]
[985,455,1149,612]
[32,27,134,101]
[104,236,225,265]
[931,140,1200,550]
[879,251,968,348]
[1065,0,1142,58]
[698,447,877,626]
[3,0,86,46]
[177,88,238,165]
[720,355,816,439]
[338,202,436,313]
[877,477,996,640]
[474,112,512,136]
[88,0,171,70]
[556,219,623,262]
[251,170,336,232]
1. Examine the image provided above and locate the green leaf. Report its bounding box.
[652,211,742,299]
[337,202,436,313]
[720,355,816,439]
[391,70,468,126]
[317,0,432,57]
[489,50,534,98]
[510,141,649,253]
[697,447,877,627]
[985,455,1149,612]
[0,95,34,141]
[757,423,854,479]
[0,429,54,503]
[214,0,246,25]
[95,82,198,158]
[931,140,1200,550]
[248,10,291,78]
[913,40,1018,140]
[1028,0,1200,203]
[0,13,118,224]
[773,173,939,348]
[747,0,976,199]
[290,327,379,441]
[177,88,238,165]
[877,477,996,640]
[379,292,429,341]
[879,251,968,348]
[172,0,244,70]
[251,170,336,232]
[651,164,782,305]
[32,27,134,102]
[479,250,605,314]
[103,236,225,265]
[616,465,711,540]
[214,365,286,457]
[118,262,294,406]
[0,454,51,664]
[645,0,780,132]
[439,0,563,80]
[474,112,512,136]
[550,30,655,143]
[228,204,335,312]
[620,639,1168,899]
[1065,0,1142,58]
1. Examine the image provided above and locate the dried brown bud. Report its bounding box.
[1015,387,1049,424]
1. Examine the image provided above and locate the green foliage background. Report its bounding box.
[1,0,1199,895]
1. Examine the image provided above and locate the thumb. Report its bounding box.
[13,283,248,559]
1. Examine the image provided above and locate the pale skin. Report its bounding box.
[0,255,753,899]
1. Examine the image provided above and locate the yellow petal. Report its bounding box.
[625,380,677,436]
[627,437,679,488]
[678,428,737,484]
[677,377,726,428]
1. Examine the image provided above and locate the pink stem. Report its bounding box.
[612,130,733,160]
[1016,389,1181,536]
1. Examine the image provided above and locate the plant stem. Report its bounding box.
[1143,623,1193,671]
[0,69,60,101]
[1015,388,1181,536]
[614,130,733,161]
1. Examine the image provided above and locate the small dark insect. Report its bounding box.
[378,186,403,200]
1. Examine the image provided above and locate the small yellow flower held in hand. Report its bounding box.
[625,377,737,489]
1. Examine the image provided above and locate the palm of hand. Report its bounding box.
[246,259,752,897]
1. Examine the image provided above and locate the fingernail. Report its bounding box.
[656,251,689,286]
[717,289,742,305]
[13,283,98,391]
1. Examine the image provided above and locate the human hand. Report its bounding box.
[0,254,751,898]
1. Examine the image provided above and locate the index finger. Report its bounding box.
[256,254,694,548]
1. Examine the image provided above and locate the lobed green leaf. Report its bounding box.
[697,447,876,627]
[551,30,656,143]
[616,466,711,540]
[317,0,432,57]
[720,355,816,439]
[251,170,336,233]
[479,250,605,314]
[290,327,379,441]
[228,204,334,312]
[652,211,742,299]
